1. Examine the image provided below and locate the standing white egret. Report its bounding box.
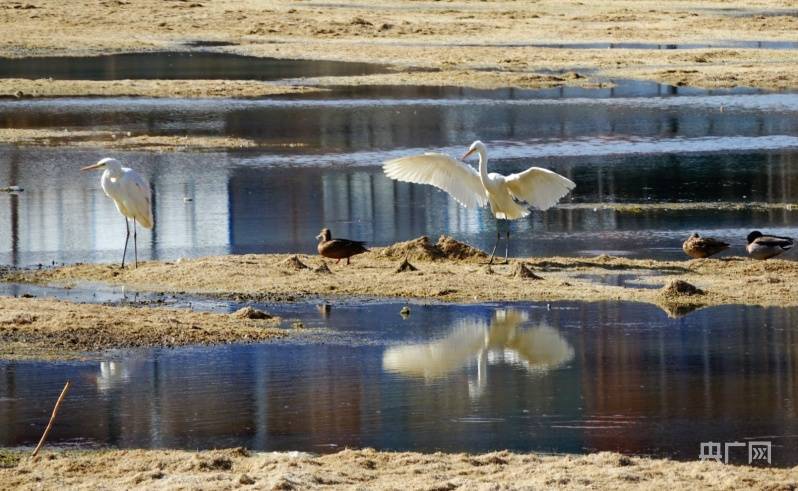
[384,140,575,263]
[81,158,153,268]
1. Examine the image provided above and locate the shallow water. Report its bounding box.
[1,300,796,465]
[0,52,390,81]
[1,145,796,265]
[375,40,798,50]
[2,64,798,264]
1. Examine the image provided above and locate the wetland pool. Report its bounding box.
[0,63,797,265]
[1,299,797,466]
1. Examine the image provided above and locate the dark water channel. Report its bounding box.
[0,52,390,81]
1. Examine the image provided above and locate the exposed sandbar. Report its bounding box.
[4,236,797,313]
[1,1,798,93]
[0,296,284,360]
[0,447,795,490]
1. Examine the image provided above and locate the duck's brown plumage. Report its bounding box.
[682,233,730,259]
[316,228,368,265]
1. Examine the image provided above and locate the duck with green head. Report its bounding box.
[746,231,794,260]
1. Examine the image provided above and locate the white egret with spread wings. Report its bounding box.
[81,158,153,268]
[384,141,575,263]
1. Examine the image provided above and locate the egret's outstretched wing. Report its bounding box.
[383,153,488,209]
[382,319,487,379]
[505,325,574,371]
[504,167,575,211]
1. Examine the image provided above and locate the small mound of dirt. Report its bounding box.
[379,236,486,262]
[435,235,487,261]
[513,263,543,280]
[661,279,704,297]
[232,307,273,320]
[314,261,333,274]
[395,258,418,273]
[280,255,309,270]
[379,236,443,261]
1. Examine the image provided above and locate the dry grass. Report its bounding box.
[0,78,319,99]
[0,129,259,152]
[0,447,795,490]
[0,296,284,360]
[5,237,798,313]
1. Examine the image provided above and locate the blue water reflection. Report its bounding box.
[1,301,796,465]
[1,147,796,265]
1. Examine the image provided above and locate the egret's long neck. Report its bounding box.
[104,166,123,179]
[477,148,489,184]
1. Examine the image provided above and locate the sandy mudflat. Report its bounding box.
[5,237,797,314]
[0,0,797,96]
[0,78,320,99]
[0,296,284,360]
[0,447,795,490]
[0,128,264,152]
[0,128,261,152]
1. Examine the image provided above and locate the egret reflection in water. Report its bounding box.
[382,310,574,384]
[95,361,132,393]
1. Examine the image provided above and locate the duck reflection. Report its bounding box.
[382,310,574,392]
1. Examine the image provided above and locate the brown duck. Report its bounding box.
[682,233,730,259]
[316,228,368,265]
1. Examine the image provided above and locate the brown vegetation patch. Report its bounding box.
[0,448,795,490]
[5,242,798,310]
[513,262,544,280]
[379,235,486,262]
[231,306,273,320]
[661,279,704,297]
[314,261,333,274]
[280,255,309,270]
[395,258,418,273]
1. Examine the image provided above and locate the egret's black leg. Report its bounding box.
[121,218,130,269]
[346,257,350,266]
[486,228,501,265]
[504,230,510,263]
[133,218,138,268]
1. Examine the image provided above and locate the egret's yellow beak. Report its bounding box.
[461,148,477,160]
[80,162,105,171]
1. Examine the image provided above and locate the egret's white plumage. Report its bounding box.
[384,141,575,262]
[383,153,488,210]
[82,157,153,268]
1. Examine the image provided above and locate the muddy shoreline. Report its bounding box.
[1,0,797,96]
[0,448,795,489]
[4,237,797,314]
[0,78,321,99]
[0,296,284,360]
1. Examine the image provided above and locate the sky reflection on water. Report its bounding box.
[1,146,796,266]
[1,300,796,465]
